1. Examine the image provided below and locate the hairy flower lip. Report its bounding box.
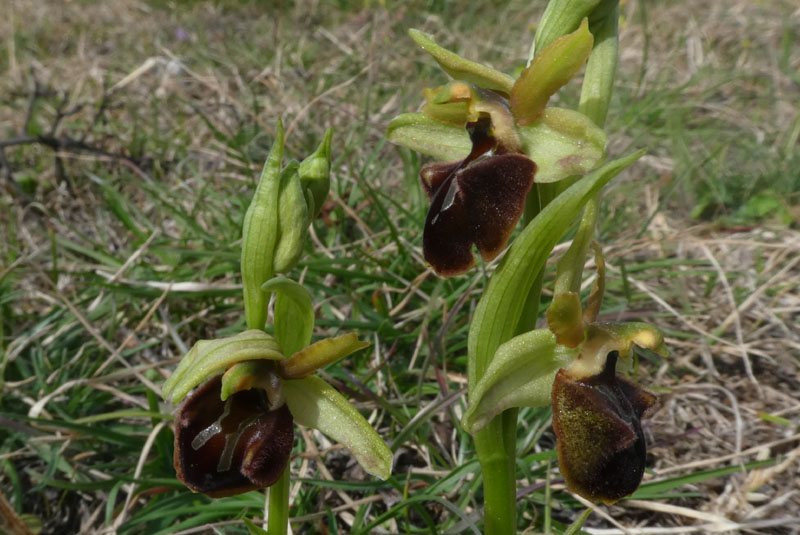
[174,376,294,498]
[421,116,536,277]
[552,351,657,504]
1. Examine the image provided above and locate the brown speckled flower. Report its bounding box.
[551,351,657,504]
[420,116,536,277]
[173,375,294,498]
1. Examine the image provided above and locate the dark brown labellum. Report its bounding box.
[420,117,536,277]
[174,375,294,498]
[551,351,656,504]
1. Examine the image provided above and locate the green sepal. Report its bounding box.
[463,328,578,434]
[467,149,645,390]
[546,292,585,348]
[277,333,370,380]
[283,375,392,480]
[241,120,284,330]
[273,162,309,274]
[162,330,284,404]
[262,277,315,356]
[298,128,333,217]
[518,107,607,182]
[408,29,515,94]
[386,112,470,162]
[511,18,594,125]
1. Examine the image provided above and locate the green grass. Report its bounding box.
[1,1,799,534]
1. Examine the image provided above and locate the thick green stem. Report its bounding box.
[475,418,517,535]
[267,467,290,535]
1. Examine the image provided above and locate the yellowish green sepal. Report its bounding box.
[408,29,515,94]
[518,107,607,182]
[162,330,284,404]
[283,375,393,480]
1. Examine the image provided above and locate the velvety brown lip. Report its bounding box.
[420,117,536,277]
[552,351,657,504]
[174,376,294,498]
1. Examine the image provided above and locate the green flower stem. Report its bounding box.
[475,418,517,535]
[267,467,290,535]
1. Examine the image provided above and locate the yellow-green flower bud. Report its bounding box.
[273,163,310,274]
[241,120,285,330]
[298,128,333,218]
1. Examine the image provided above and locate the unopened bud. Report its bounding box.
[273,163,310,273]
[298,128,333,218]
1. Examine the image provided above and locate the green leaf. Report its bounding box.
[386,113,470,162]
[464,328,577,434]
[408,29,515,94]
[467,149,645,390]
[283,376,392,480]
[277,333,370,380]
[518,107,607,182]
[243,518,269,535]
[262,277,315,356]
[162,330,284,403]
[511,18,594,125]
[579,1,620,127]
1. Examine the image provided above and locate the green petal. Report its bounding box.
[518,107,607,182]
[422,85,470,126]
[283,376,392,480]
[546,292,585,348]
[463,328,577,434]
[422,82,522,153]
[278,333,370,380]
[511,18,594,125]
[408,29,515,94]
[386,113,470,162]
[162,330,284,404]
[582,242,605,323]
[262,277,315,356]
